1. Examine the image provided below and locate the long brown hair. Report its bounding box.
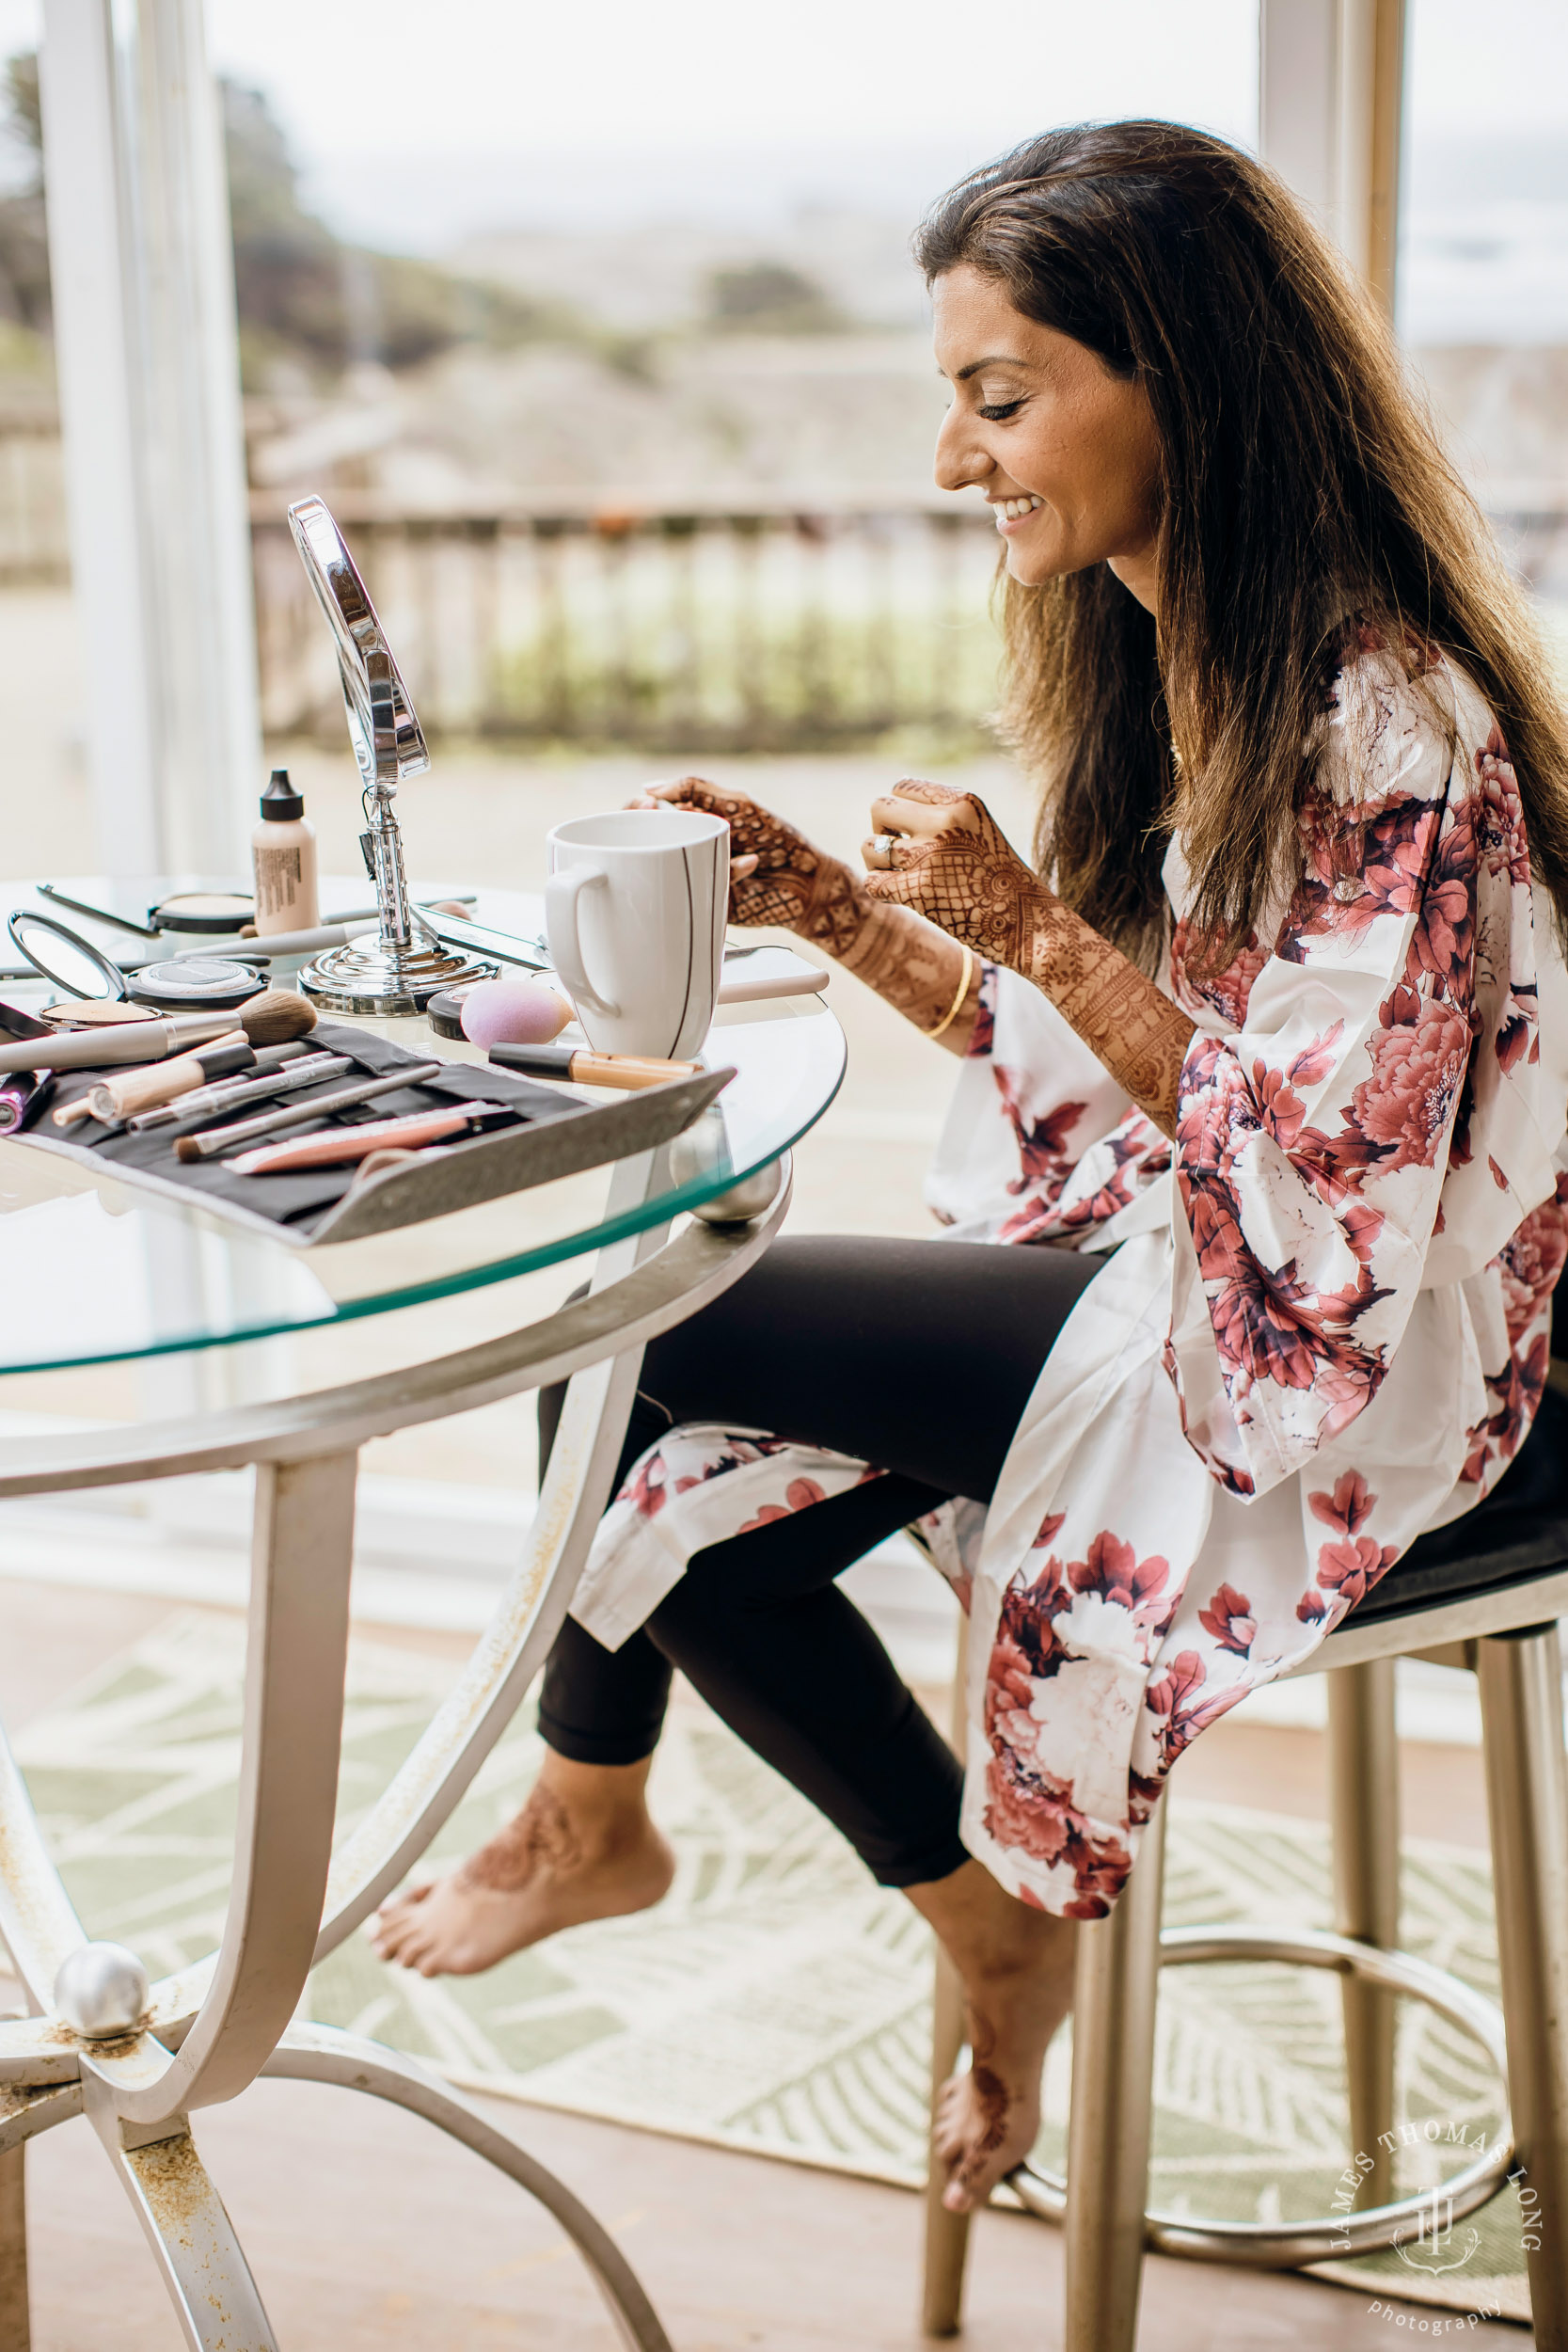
[915,121,1568,973]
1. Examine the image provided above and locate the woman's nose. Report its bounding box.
[933,404,988,496]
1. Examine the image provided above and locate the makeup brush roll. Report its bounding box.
[8,1022,731,1246]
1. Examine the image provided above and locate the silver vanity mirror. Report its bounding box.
[287,496,493,1014]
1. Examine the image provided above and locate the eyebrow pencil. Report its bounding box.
[125,1051,355,1132]
[173,1061,443,1160]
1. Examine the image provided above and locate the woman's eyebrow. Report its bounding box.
[954,355,1029,381]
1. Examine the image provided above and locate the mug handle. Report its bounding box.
[545,866,621,1018]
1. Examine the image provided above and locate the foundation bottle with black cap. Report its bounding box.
[251,768,320,936]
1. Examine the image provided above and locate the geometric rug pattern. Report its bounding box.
[13,1612,1528,2325]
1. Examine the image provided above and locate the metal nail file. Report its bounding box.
[173,1061,444,1161]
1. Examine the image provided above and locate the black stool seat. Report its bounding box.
[1349,1382,1568,1629]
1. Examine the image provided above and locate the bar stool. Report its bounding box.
[922,1375,1568,2349]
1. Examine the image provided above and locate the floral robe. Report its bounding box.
[571,642,1568,1916]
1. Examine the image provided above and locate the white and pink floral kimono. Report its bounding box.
[572,641,1568,1917]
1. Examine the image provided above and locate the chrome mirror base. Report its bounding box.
[299,934,495,1018]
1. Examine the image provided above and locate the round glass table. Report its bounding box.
[0,877,846,2350]
[0,881,845,1372]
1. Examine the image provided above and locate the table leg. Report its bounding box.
[86,2087,277,2352]
[312,1148,680,1955]
[0,2142,27,2351]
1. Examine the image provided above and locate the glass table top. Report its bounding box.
[0,881,844,1373]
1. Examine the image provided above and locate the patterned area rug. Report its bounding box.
[14,1613,1530,2326]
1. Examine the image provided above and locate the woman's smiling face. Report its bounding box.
[931,263,1163,610]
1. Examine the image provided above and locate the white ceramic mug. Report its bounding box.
[545,808,730,1059]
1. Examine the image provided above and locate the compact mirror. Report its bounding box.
[8,909,123,1003]
[285,497,489,1013]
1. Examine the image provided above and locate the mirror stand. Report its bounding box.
[286,497,495,1016]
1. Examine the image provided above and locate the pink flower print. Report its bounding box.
[1308,1469,1376,1537]
[1034,1511,1067,1549]
[1350,998,1471,1170]
[737,1476,828,1534]
[966,963,997,1057]
[1146,1646,1246,1764]
[1315,1534,1400,1613]
[1170,919,1269,1027]
[1067,1531,1171,1618]
[1497,990,1538,1075]
[1282,798,1438,959]
[991,1075,1088,1204]
[620,1451,669,1518]
[1499,1203,1568,1343]
[981,1751,1072,1868]
[1197,1581,1257,1655]
[1411,809,1477,995]
[1475,732,1530,887]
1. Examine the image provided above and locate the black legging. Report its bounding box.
[536,1235,1103,1887]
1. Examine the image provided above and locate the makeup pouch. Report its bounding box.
[8,1021,731,1247]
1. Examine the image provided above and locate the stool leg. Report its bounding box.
[0,2144,28,2349]
[1064,1799,1166,2352]
[1477,1624,1568,2352]
[1327,1660,1401,2208]
[923,1612,972,2337]
[922,1944,972,2336]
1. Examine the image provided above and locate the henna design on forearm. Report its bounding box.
[863,781,1195,1132]
[836,898,979,1053]
[1027,899,1195,1136]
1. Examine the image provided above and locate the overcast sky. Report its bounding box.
[0,0,1563,251]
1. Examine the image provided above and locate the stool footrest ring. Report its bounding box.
[1008,1923,1513,2268]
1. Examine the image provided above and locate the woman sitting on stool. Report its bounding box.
[375,120,1568,2217]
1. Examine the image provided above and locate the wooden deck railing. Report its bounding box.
[0,429,1562,750]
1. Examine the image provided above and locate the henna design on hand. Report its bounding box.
[862,781,1055,968]
[639,776,979,1050]
[644,776,870,959]
[863,780,1195,1131]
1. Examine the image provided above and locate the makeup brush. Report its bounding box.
[0,989,315,1074]
[174,1061,442,1161]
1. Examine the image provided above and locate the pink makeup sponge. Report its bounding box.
[459,977,572,1049]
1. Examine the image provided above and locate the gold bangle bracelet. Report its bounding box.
[927,946,974,1041]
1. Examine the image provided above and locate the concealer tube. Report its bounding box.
[487,1042,699,1090]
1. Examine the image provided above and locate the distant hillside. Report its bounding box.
[0,56,577,390]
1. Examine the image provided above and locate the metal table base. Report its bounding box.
[0,1148,792,2348]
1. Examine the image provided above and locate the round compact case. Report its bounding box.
[149,891,256,934]
[8,910,265,1020]
[124,956,267,1009]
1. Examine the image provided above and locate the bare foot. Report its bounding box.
[908,1858,1079,2213]
[371,1755,674,1978]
